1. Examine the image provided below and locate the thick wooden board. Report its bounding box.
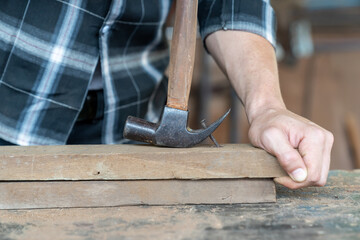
[0,144,286,181]
[0,171,359,240]
[0,179,275,209]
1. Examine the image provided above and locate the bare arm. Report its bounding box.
[206,31,334,189]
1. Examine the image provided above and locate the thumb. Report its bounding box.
[260,128,307,182]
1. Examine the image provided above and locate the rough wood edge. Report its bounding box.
[0,144,286,181]
[0,179,276,209]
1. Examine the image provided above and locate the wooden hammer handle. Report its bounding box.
[167,0,198,111]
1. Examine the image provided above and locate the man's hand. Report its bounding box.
[248,107,334,189]
[205,30,334,189]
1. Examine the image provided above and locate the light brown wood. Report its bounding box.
[0,144,286,181]
[345,113,360,169]
[0,179,275,209]
[0,171,358,239]
[0,144,281,209]
[167,0,198,110]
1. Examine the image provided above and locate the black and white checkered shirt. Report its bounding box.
[0,0,276,145]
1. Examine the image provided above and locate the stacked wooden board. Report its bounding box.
[0,144,286,209]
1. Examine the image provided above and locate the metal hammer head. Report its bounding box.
[123,107,230,148]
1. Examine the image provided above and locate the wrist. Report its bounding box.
[245,97,286,124]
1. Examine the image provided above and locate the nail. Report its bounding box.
[290,168,307,182]
[200,119,220,147]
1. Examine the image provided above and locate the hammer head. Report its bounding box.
[123,106,230,148]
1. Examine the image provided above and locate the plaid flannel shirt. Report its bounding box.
[0,0,276,145]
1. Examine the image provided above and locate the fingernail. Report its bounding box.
[290,168,307,182]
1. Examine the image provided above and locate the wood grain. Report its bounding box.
[0,171,358,240]
[167,0,198,110]
[0,179,275,209]
[0,144,286,181]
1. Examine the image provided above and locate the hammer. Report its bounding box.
[123,0,230,148]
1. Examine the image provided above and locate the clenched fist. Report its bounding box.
[248,108,334,189]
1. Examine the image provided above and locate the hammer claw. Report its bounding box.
[123,107,230,148]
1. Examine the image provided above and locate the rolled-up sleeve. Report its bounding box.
[198,0,277,48]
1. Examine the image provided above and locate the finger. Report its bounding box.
[319,132,334,186]
[274,176,307,189]
[298,130,327,186]
[277,131,333,189]
[260,127,307,183]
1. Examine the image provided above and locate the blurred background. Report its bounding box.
[168,0,360,170]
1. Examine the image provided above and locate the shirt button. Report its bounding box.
[102,25,110,34]
[222,22,228,31]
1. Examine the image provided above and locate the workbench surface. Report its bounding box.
[1,170,359,240]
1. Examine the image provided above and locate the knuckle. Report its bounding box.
[311,128,326,141]
[309,173,321,184]
[260,127,281,142]
[326,131,334,145]
[304,160,315,170]
[279,151,298,168]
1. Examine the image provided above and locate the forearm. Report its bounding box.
[206,30,333,189]
[205,31,286,123]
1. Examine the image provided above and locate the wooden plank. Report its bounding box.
[0,179,275,209]
[0,171,358,240]
[0,144,286,181]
